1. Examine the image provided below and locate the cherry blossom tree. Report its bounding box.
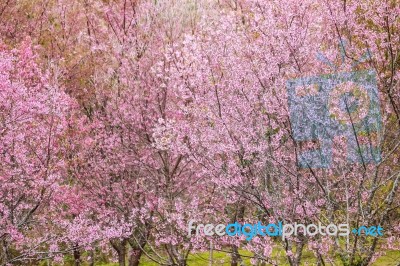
[0,38,80,265]
[167,0,400,265]
[0,0,398,265]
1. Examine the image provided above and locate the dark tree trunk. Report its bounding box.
[128,248,143,266]
[127,224,150,266]
[73,244,81,266]
[111,239,127,266]
[230,204,245,266]
[230,245,241,266]
[88,249,95,266]
[178,259,187,266]
[117,245,126,266]
[118,248,126,266]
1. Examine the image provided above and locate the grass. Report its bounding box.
[139,249,254,266]
[373,250,400,266]
[137,249,400,266]
[52,248,400,265]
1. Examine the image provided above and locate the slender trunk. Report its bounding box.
[230,245,241,266]
[73,244,81,266]
[292,239,305,266]
[88,249,95,266]
[230,204,245,266]
[178,258,187,266]
[111,239,127,266]
[209,241,213,266]
[127,224,150,266]
[117,246,126,266]
[128,248,143,266]
[316,253,325,266]
[2,239,10,264]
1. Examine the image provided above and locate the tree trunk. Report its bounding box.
[117,245,126,266]
[127,228,149,266]
[230,245,241,266]
[111,239,127,266]
[178,259,187,266]
[88,249,95,266]
[230,204,245,266]
[73,244,81,266]
[128,248,143,266]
